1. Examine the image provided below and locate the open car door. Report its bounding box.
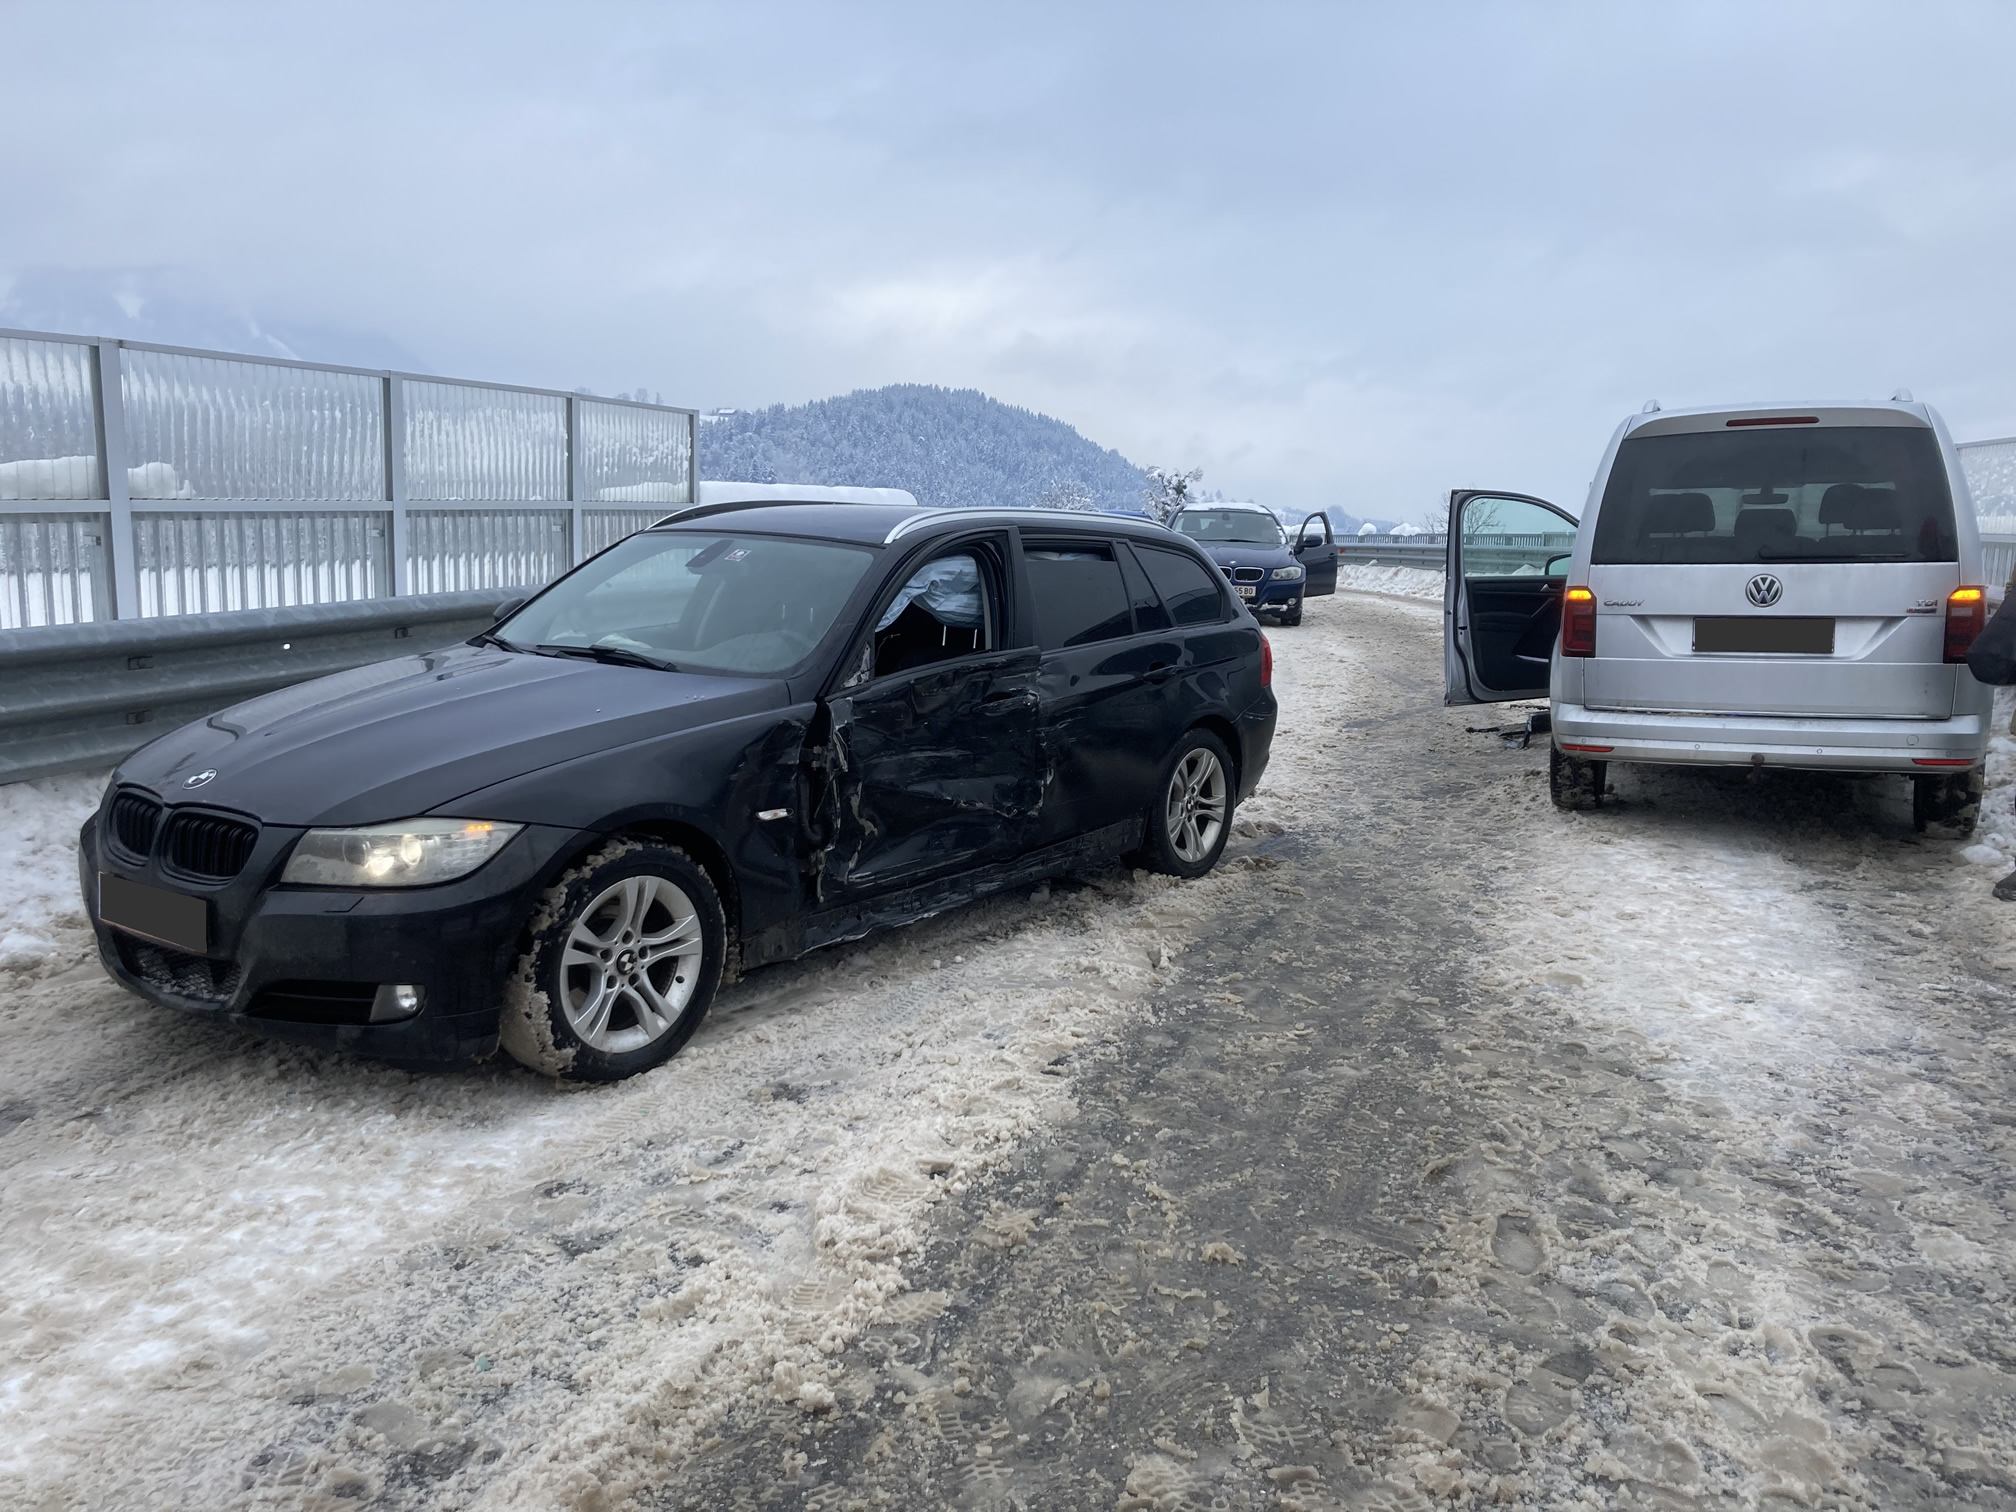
[1294,512,1338,597]
[1443,490,1580,705]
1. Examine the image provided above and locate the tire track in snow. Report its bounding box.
[643,597,2016,1511]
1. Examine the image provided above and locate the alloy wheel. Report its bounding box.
[560,874,704,1053]
[1164,747,1228,863]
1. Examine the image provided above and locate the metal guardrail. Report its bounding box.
[1337,538,1446,570]
[0,589,507,784]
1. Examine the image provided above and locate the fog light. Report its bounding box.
[370,983,424,1022]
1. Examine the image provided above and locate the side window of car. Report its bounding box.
[865,548,997,680]
[1134,545,1229,627]
[1024,540,1135,649]
[1116,543,1172,632]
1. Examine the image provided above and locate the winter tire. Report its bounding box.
[1550,747,1606,811]
[1140,728,1234,878]
[1913,769,1982,837]
[500,839,725,1081]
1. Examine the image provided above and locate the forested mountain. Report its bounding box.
[699,385,1151,513]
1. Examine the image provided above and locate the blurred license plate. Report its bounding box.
[1236,585,1257,599]
[98,873,208,953]
[1694,617,1834,654]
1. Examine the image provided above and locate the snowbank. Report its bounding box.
[0,456,195,501]
[0,772,104,966]
[1335,562,1445,600]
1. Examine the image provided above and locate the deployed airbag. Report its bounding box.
[878,556,983,630]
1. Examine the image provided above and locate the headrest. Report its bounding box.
[1640,491,1715,535]
[1818,483,1902,534]
[1733,508,1798,548]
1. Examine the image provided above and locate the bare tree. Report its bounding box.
[1036,481,1097,513]
[1141,465,1204,523]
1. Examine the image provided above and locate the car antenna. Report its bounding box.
[1891,387,1914,402]
[1641,399,1661,414]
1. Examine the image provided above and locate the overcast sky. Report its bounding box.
[4,1,2013,517]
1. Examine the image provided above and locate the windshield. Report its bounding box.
[1591,426,1957,565]
[497,531,875,676]
[1172,509,1285,546]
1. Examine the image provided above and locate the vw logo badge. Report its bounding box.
[1745,573,1783,608]
[182,769,217,790]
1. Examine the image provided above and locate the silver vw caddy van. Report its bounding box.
[1444,402,1992,831]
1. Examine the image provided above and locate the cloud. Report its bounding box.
[3,0,2012,515]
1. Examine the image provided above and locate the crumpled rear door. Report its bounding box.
[810,646,1043,899]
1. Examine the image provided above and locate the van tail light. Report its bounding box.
[1945,587,1986,663]
[1561,587,1597,657]
[1259,632,1273,686]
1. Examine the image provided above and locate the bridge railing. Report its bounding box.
[0,327,697,628]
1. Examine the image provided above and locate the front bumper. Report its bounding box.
[1234,579,1303,613]
[82,816,583,1066]
[1552,700,1992,773]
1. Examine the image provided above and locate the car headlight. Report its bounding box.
[1270,564,1305,581]
[282,818,524,887]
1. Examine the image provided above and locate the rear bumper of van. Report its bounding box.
[1552,701,1991,773]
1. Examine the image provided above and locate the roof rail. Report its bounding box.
[884,508,1169,544]
[647,498,836,528]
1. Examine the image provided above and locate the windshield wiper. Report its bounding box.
[470,630,521,651]
[532,642,681,672]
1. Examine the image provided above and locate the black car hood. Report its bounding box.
[118,642,788,827]
[1195,542,1294,571]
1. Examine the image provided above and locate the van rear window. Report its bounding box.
[1591,427,1956,565]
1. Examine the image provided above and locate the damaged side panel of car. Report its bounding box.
[808,647,1046,903]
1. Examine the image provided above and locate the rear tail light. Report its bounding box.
[1561,587,1597,657]
[1945,587,1986,664]
[1259,633,1273,687]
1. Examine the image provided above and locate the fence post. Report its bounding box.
[566,394,584,565]
[96,341,139,620]
[386,374,409,597]
[686,410,698,506]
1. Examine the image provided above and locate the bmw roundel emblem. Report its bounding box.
[182,769,217,790]
[1745,573,1783,608]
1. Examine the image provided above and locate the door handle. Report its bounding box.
[982,688,1024,704]
[1146,661,1175,683]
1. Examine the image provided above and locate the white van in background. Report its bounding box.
[1444,401,1992,831]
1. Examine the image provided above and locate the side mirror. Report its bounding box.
[494,597,527,621]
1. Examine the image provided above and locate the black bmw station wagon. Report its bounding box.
[82,501,1278,1079]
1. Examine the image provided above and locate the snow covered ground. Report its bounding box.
[0,702,1298,1508]
[3,593,2012,1509]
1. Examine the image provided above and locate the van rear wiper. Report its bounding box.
[533,642,681,672]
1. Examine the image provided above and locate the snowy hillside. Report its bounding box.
[700,385,1151,513]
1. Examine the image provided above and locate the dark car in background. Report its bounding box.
[1169,503,1337,624]
[81,502,1277,1080]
